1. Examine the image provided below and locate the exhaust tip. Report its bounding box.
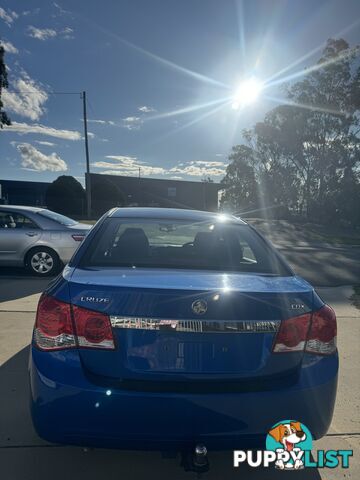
[194,444,208,467]
[195,444,207,457]
[180,444,209,473]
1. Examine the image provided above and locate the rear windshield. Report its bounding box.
[37,210,78,226]
[80,218,290,275]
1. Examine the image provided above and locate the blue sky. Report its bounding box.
[1,0,359,185]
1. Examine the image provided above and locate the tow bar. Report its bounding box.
[180,444,210,474]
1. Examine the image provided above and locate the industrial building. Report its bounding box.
[0,179,50,207]
[89,173,221,215]
[0,175,222,216]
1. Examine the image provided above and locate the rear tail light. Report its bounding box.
[305,305,337,355]
[34,295,76,350]
[72,234,85,242]
[272,313,311,353]
[272,305,337,355]
[72,305,115,349]
[34,295,115,351]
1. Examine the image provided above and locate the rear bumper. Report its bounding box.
[29,347,338,450]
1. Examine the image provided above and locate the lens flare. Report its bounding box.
[232,77,263,109]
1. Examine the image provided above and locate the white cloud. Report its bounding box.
[96,170,127,176]
[170,165,225,177]
[1,40,18,54]
[2,71,48,120]
[0,7,18,26]
[53,2,65,13]
[27,26,57,40]
[22,7,40,16]
[3,121,82,140]
[91,156,225,180]
[81,118,116,126]
[105,155,139,164]
[138,105,156,113]
[191,160,227,167]
[15,143,68,172]
[53,2,72,16]
[61,26,74,39]
[35,140,56,146]
[99,168,166,176]
[92,155,226,180]
[27,25,74,40]
[215,153,224,157]
[87,119,107,124]
[170,161,226,177]
[92,155,165,176]
[122,116,143,130]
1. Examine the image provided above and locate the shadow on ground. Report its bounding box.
[0,268,53,304]
[279,246,360,286]
[246,218,360,286]
[0,346,321,479]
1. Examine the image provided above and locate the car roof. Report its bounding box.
[109,207,247,224]
[0,205,44,212]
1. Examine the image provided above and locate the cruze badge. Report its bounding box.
[192,299,207,315]
[80,296,110,303]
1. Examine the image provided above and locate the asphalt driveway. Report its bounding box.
[247,218,360,286]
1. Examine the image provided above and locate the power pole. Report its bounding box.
[82,91,91,219]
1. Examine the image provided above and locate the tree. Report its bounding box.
[91,177,125,215]
[0,42,11,128]
[278,38,360,220]
[243,122,302,215]
[223,38,360,225]
[329,167,360,226]
[220,145,259,213]
[46,176,86,216]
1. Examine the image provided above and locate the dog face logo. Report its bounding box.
[191,299,207,315]
[269,421,306,452]
[266,420,312,470]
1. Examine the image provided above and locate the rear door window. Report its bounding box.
[0,211,39,229]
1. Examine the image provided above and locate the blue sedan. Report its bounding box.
[29,208,338,453]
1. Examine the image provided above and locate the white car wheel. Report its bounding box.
[27,249,59,276]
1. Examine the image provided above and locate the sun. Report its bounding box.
[232,77,264,109]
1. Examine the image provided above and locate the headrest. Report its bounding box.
[193,232,217,250]
[118,228,148,241]
[114,227,149,260]
[194,231,244,263]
